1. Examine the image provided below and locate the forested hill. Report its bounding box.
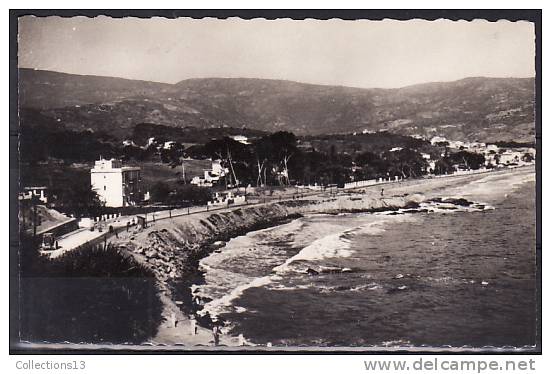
[19,68,535,142]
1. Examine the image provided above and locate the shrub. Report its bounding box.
[19,237,162,344]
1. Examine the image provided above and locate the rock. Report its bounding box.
[403,201,420,209]
[306,268,319,276]
[442,198,472,207]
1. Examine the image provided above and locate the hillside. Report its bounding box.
[18,69,535,142]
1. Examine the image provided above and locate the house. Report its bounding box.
[230,135,250,145]
[448,140,465,149]
[90,158,143,207]
[498,151,522,165]
[430,136,448,145]
[146,137,156,147]
[468,142,486,152]
[20,186,48,203]
[190,159,228,187]
[163,141,177,149]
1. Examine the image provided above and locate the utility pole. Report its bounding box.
[30,195,40,238]
[182,160,187,184]
[227,148,238,189]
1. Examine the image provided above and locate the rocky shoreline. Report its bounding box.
[110,192,424,345]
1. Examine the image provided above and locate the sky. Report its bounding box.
[18,16,535,89]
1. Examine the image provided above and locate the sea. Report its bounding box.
[192,168,537,347]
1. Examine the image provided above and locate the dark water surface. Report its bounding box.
[194,171,536,347]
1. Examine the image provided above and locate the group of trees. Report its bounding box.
[149,182,212,206]
[186,132,437,187]
[183,131,493,188]
[48,181,105,218]
[433,150,486,175]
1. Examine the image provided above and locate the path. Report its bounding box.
[44,165,532,259]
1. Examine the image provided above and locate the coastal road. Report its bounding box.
[45,165,533,259]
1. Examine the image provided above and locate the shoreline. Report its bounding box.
[111,165,535,347]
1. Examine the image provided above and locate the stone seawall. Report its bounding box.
[118,193,424,284]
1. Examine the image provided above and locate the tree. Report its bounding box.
[172,185,212,205]
[433,159,455,175]
[201,137,253,188]
[522,152,534,163]
[149,182,171,203]
[383,148,428,178]
[51,182,103,218]
[446,151,485,170]
[355,151,380,167]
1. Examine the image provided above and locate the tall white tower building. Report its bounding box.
[90,158,142,207]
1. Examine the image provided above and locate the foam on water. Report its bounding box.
[194,213,418,320]
[272,231,354,274]
[446,167,535,200]
[191,170,535,325]
[198,275,274,319]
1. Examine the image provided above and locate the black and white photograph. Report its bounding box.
[10,10,540,354]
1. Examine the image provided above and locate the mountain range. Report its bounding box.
[18,68,536,142]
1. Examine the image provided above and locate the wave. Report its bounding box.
[197,275,276,319]
[272,232,353,274]
[272,214,417,275]
[446,168,535,200]
[191,189,504,322]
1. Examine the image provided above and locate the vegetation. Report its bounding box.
[20,100,512,216]
[490,141,536,148]
[49,182,104,218]
[20,117,491,211]
[149,182,212,206]
[19,234,162,343]
[186,131,438,187]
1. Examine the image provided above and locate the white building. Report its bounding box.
[20,186,48,203]
[430,136,448,145]
[448,140,465,149]
[498,151,522,165]
[191,160,228,187]
[163,141,177,149]
[146,137,156,147]
[230,135,250,144]
[91,158,142,207]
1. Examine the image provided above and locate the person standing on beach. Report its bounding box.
[381,188,384,197]
[190,317,197,335]
[212,325,220,346]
